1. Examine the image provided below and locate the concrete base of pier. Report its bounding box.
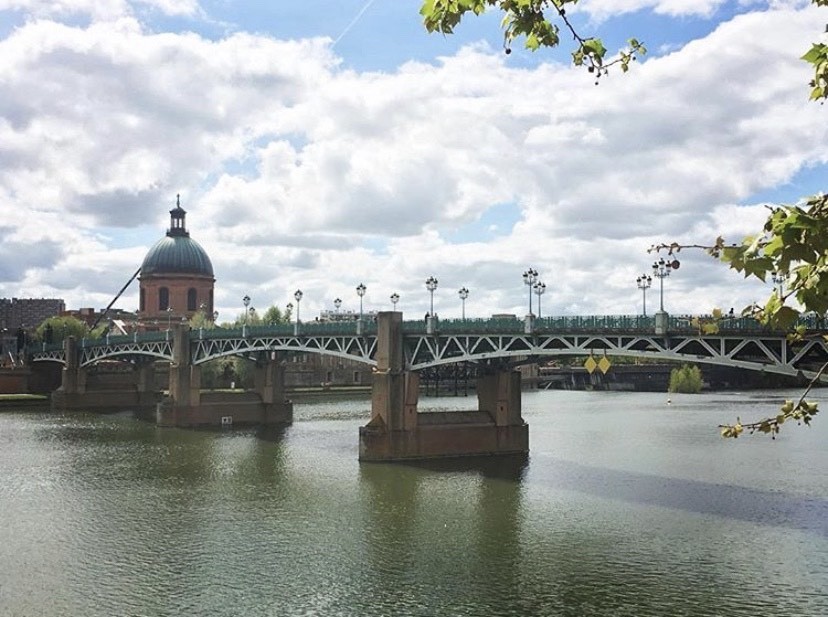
[359,411,528,461]
[155,391,293,428]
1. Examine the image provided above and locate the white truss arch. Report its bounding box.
[28,321,828,382]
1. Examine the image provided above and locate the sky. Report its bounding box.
[0,0,826,323]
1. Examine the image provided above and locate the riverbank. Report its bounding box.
[0,394,50,408]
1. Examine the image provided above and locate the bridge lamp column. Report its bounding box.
[293,290,303,324]
[356,284,366,320]
[426,276,438,317]
[652,258,673,312]
[652,258,676,335]
[212,311,219,324]
[355,284,367,335]
[390,293,400,311]
[522,268,538,316]
[772,271,785,299]
[166,307,173,330]
[334,298,342,314]
[533,282,546,319]
[425,276,439,334]
[636,274,652,316]
[458,287,469,320]
[242,295,251,325]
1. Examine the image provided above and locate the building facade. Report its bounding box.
[0,298,65,331]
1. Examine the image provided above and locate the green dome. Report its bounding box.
[141,235,214,277]
[141,198,214,277]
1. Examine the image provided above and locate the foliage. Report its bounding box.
[33,316,98,343]
[803,0,828,102]
[668,364,703,394]
[226,304,292,328]
[653,194,828,436]
[189,308,218,330]
[261,305,289,325]
[419,0,827,100]
[420,0,646,82]
[199,358,238,389]
[720,364,824,438]
[654,194,828,333]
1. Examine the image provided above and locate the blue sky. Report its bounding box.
[0,0,825,321]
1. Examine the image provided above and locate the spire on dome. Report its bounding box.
[167,193,189,237]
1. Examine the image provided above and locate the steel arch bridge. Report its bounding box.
[29,314,828,381]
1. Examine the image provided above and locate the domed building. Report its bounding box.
[138,196,215,326]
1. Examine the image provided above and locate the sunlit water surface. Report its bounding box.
[1,389,827,616]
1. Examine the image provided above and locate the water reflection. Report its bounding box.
[2,390,828,617]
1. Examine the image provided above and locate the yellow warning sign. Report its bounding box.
[598,356,612,374]
[584,356,597,374]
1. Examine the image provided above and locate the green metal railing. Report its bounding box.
[27,313,828,357]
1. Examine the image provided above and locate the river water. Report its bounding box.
[1,389,826,617]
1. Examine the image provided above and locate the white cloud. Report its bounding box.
[0,5,824,320]
[580,0,727,19]
[0,0,199,20]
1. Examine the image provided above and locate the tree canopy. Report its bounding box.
[34,316,103,343]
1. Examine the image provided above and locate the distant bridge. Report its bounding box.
[30,313,828,381]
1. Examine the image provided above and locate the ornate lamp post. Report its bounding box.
[425,276,438,317]
[390,293,400,310]
[249,307,256,323]
[523,268,538,315]
[533,281,546,319]
[772,271,785,298]
[166,307,173,330]
[242,295,251,325]
[334,298,342,313]
[212,311,219,324]
[652,258,673,312]
[636,274,652,316]
[458,287,469,320]
[294,290,303,323]
[356,283,366,321]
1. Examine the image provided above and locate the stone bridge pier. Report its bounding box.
[156,325,292,427]
[51,336,158,412]
[359,312,528,461]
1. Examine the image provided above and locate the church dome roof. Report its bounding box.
[141,235,214,277]
[140,196,214,278]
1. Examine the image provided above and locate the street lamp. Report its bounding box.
[636,274,652,316]
[212,311,219,324]
[286,302,293,320]
[390,293,400,310]
[652,258,673,312]
[294,290,303,323]
[425,276,438,317]
[772,271,785,298]
[166,307,173,330]
[334,298,342,313]
[249,307,256,323]
[242,295,251,325]
[523,268,538,315]
[458,287,469,320]
[356,283,366,320]
[533,282,546,319]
